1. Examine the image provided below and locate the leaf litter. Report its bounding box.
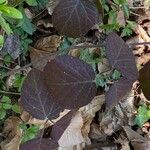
[0,0,150,150]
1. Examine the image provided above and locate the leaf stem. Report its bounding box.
[0,90,21,95]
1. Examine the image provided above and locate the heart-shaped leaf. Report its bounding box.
[21,69,63,120]
[106,77,133,107]
[52,0,100,37]
[139,61,150,100]
[20,138,58,150]
[105,32,138,81]
[105,32,138,107]
[43,55,97,109]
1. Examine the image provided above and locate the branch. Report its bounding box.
[2,41,150,78]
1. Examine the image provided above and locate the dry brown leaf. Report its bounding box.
[131,140,150,150]
[0,117,22,150]
[29,46,55,70]
[117,10,126,27]
[123,126,145,141]
[47,0,60,15]
[58,95,105,150]
[34,35,61,52]
[134,24,150,48]
[98,58,111,74]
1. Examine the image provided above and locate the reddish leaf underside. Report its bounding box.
[139,61,150,100]
[105,32,138,107]
[43,55,97,109]
[52,0,100,37]
[20,138,58,150]
[21,69,63,120]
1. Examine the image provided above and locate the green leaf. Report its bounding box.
[0,0,6,4]
[95,74,105,87]
[0,35,4,47]
[18,7,36,35]
[2,95,11,103]
[12,104,21,114]
[0,5,22,19]
[0,15,12,34]
[25,0,37,6]
[112,69,121,80]
[121,27,132,37]
[21,124,39,143]
[3,54,12,65]
[0,109,6,119]
[2,103,12,109]
[135,105,150,127]
[14,74,26,92]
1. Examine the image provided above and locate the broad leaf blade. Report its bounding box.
[20,138,58,150]
[51,110,75,141]
[52,0,100,37]
[43,55,97,109]
[105,32,138,81]
[21,69,62,120]
[106,77,133,107]
[139,61,150,100]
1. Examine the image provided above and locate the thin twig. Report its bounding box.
[0,65,12,70]
[2,41,150,78]
[0,90,21,95]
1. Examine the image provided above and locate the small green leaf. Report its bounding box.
[3,54,12,65]
[12,104,21,114]
[95,74,105,87]
[0,109,6,119]
[112,69,121,80]
[0,5,22,19]
[134,105,150,127]
[2,103,12,109]
[0,15,12,35]
[2,95,11,103]
[18,7,36,35]
[0,0,6,4]
[25,0,37,6]
[0,35,4,47]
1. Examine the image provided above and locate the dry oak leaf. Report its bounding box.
[0,117,22,150]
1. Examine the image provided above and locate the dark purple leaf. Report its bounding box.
[106,77,133,107]
[139,61,150,100]
[105,32,138,81]
[52,0,100,37]
[21,69,63,120]
[51,110,75,141]
[43,55,97,109]
[20,138,58,150]
[1,34,20,59]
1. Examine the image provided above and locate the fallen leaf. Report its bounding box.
[30,46,56,70]
[0,34,20,59]
[0,117,22,150]
[34,35,61,52]
[58,95,105,149]
[98,58,111,74]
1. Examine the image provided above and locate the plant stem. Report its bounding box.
[2,41,150,78]
[0,90,21,95]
